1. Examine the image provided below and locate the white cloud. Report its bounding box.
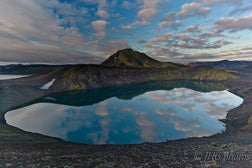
[159,12,182,29]
[138,8,157,21]
[92,20,107,39]
[0,0,107,64]
[183,25,202,33]
[97,10,109,18]
[0,0,250,64]
[84,0,109,19]
[199,0,242,5]
[138,0,162,21]
[173,33,232,49]
[97,0,109,19]
[122,1,135,9]
[214,14,252,32]
[218,46,252,61]
[142,0,161,8]
[148,33,172,45]
[121,25,134,30]
[121,20,149,31]
[0,0,130,64]
[163,12,176,21]
[159,21,169,28]
[179,2,211,18]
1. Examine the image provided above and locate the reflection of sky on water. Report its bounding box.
[5,88,243,144]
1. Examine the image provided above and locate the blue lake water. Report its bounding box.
[5,81,243,144]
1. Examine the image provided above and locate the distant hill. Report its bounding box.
[190,60,252,70]
[0,64,67,75]
[0,49,239,93]
[101,48,184,69]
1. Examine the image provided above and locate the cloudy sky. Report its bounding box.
[0,0,252,65]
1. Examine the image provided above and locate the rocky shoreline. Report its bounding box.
[0,70,252,167]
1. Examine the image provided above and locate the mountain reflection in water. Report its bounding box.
[5,81,243,144]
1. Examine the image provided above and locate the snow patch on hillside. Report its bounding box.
[40,79,56,90]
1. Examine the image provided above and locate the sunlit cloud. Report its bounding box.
[183,25,202,33]
[138,0,161,21]
[159,12,182,29]
[199,0,243,5]
[147,33,172,46]
[138,8,158,22]
[0,0,251,64]
[122,1,136,9]
[178,2,211,18]
[214,14,252,33]
[92,20,107,40]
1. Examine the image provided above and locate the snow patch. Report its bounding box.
[40,79,56,90]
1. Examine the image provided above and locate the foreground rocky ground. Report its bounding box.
[0,68,252,167]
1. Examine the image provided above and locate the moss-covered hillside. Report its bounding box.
[101,48,184,68]
[50,64,237,92]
